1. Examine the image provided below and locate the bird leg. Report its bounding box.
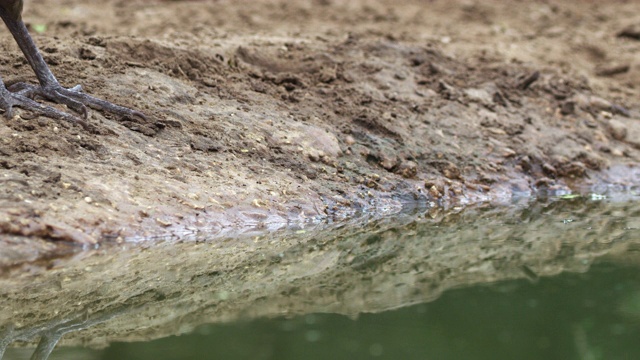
[0,75,90,126]
[0,2,146,124]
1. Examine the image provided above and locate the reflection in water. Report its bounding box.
[102,263,640,360]
[1,306,132,360]
[1,196,639,359]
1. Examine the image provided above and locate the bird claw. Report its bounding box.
[0,85,90,129]
[6,81,147,124]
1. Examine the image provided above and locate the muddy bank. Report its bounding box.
[1,0,640,262]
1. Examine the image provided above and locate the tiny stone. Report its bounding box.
[308,152,320,162]
[441,162,461,179]
[589,96,612,111]
[560,101,575,115]
[424,179,442,192]
[345,135,356,146]
[397,160,417,178]
[611,148,624,157]
[595,63,630,77]
[502,148,517,157]
[542,163,556,177]
[487,127,507,135]
[607,119,627,141]
[428,185,441,198]
[156,218,171,227]
[318,67,337,83]
[380,156,397,171]
[535,177,554,187]
[561,161,587,178]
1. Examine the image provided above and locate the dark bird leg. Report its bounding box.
[0,75,87,126]
[0,0,145,125]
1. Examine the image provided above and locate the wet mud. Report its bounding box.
[1,1,640,263]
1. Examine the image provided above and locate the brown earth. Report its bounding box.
[1,0,640,264]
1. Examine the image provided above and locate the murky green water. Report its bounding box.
[2,196,640,359]
[35,263,640,360]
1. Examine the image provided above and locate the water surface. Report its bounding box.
[2,196,639,359]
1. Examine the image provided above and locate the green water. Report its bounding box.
[2,196,640,359]
[32,263,637,360]
[93,264,639,360]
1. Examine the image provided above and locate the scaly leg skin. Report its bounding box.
[0,0,146,126]
[0,76,91,129]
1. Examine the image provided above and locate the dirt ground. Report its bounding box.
[1,0,640,263]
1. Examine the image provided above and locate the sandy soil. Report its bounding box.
[1,0,640,263]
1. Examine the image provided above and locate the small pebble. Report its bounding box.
[589,96,612,111]
[542,163,556,177]
[607,119,627,141]
[611,148,624,157]
[441,162,461,179]
[397,161,417,178]
[345,135,356,146]
[502,148,517,158]
[560,101,575,115]
[380,156,397,171]
[595,63,630,77]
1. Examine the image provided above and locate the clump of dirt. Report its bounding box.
[1,0,640,262]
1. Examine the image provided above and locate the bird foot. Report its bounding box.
[0,84,90,129]
[7,82,147,126]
